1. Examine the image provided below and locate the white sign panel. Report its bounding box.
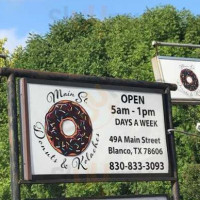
[152,56,200,103]
[20,79,170,180]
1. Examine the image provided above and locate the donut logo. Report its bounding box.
[180,69,199,91]
[45,100,93,156]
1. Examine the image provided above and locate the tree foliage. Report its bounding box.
[0,38,10,199]
[0,38,9,67]
[1,5,200,199]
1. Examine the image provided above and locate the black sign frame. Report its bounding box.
[20,77,175,183]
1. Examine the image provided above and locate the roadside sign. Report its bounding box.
[152,56,200,104]
[20,78,173,182]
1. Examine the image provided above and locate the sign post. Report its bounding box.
[151,40,200,200]
[0,67,179,200]
[7,74,20,200]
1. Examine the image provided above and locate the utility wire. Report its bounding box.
[168,129,200,138]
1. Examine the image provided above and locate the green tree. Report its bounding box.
[1,5,200,199]
[0,38,9,67]
[0,38,10,199]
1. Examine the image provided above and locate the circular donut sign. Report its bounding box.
[45,100,93,157]
[152,56,200,103]
[20,78,172,181]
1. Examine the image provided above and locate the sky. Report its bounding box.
[0,0,200,53]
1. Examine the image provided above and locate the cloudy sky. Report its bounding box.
[0,0,200,53]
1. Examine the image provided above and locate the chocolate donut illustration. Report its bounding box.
[180,68,199,91]
[45,100,93,156]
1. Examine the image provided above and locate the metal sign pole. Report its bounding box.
[7,73,20,200]
[152,41,200,49]
[165,88,180,200]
